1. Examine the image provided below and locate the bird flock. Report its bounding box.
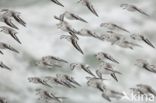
[0,0,156,103]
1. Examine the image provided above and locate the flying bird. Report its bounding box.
[100,23,130,33]
[0,61,11,71]
[96,62,121,82]
[77,0,99,17]
[86,76,106,92]
[36,89,66,103]
[60,35,84,54]
[57,74,81,86]
[0,9,26,27]
[28,77,53,88]
[135,59,156,73]
[62,11,88,23]
[57,21,78,34]
[0,42,19,53]
[136,84,156,96]
[50,0,64,7]
[95,52,119,64]
[70,63,95,76]
[37,55,68,68]
[130,34,155,48]
[102,88,124,102]
[0,26,21,44]
[56,74,76,88]
[120,4,150,17]
[116,39,141,49]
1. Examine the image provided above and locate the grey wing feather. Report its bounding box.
[71,38,84,54]
[85,1,99,17]
[51,0,64,7]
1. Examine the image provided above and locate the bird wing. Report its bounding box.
[51,0,64,7]
[85,1,99,17]
[71,38,84,54]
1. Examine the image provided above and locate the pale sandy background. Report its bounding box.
[0,0,156,103]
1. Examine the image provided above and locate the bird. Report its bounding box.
[60,35,84,54]
[36,89,66,103]
[28,77,53,88]
[0,26,21,44]
[43,76,69,88]
[77,0,99,17]
[56,21,78,34]
[95,52,119,64]
[120,4,150,17]
[130,34,155,48]
[0,9,26,27]
[86,76,106,92]
[102,88,124,102]
[0,97,7,103]
[37,55,68,68]
[0,13,19,29]
[56,74,78,88]
[70,63,95,76]
[100,23,130,33]
[116,39,141,49]
[0,61,11,71]
[77,29,98,38]
[50,0,64,7]
[0,42,19,53]
[96,62,121,82]
[136,84,156,96]
[135,59,156,73]
[130,87,144,95]
[56,74,81,86]
[61,11,88,23]
[98,31,124,45]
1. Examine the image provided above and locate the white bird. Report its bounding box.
[100,23,130,33]
[86,76,106,92]
[130,34,155,48]
[28,77,52,88]
[0,9,26,27]
[0,26,21,44]
[70,63,95,76]
[56,74,81,86]
[120,4,150,17]
[36,89,66,103]
[43,76,68,88]
[0,61,11,71]
[62,11,88,23]
[56,74,77,88]
[50,0,64,7]
[0,13,19,29]
[99,31,124,45]
[60,35,84,54]
[102,88,124,102]
[95,52,119,64]
[77,29,98,38]
[116,39,141,49]
[57,21,78,34]
[137,84,156,96]
[0,42,19,54]
[37,55,68,68]
[77,0,99,17]
[135,59,156,73]
[96,62,121,82]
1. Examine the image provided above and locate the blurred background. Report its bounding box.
[0,0,156,103]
